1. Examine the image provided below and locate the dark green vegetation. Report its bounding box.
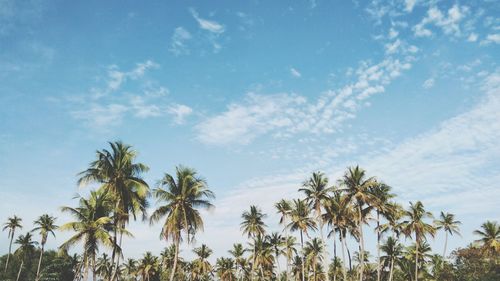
[1,141,499,281]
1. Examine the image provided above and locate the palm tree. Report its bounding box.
[380,237,403,281]
[267,232,285,277]
[241,205,267,280]
[216,257,236,281]
[434,211,461,258]
[122,258,137,281]
[96,253,113,280]
[371,182,395,281]
[287,199,317,281]
[150,165,215,281]
[32,214,58,281]
[2,215,22,272]
[305,238,324,281]
[137,252,159,281]
[401,201,436,281]
[229,243,246,281]
[193,244,213,280]
[14,232,38,281]
[473,220,500,256]
[275,199,292,279]
[340,166,377,281]
[249,235,274,279]
[283,236,298,280]
[59,190,117,281]
[78,141,150,280]
[300,172,333,280]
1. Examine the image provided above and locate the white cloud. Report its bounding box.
[385,39,401,54]
[404,0,417,13]
[480,33,500,45]
[71,104,128,129]
[167,103,193,124]
[190,8,225,34]
[423,77,435,89]
[413,4,469,38]
[290,67,301,78]
[467,33,478,42]
[169,27,192,56]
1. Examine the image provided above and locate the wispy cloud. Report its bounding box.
[189,8,225,34]
[404,0,417,13]
[169,27,192,56]
[480,33,500,45]
[290,67,301,78]
[422,77,435,89]
[413,4,469,38]
[167,104,193,124]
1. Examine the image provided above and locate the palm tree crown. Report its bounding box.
[473,220,500,256]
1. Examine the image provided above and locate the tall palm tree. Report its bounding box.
[193,244,213,280]
[275,199,292,279]
[14,232,38,281]
[287,199,317,281]
[228,243,246,281]
[78,141,150,280]
[380,237,403,281]
[300,172,333,280]
[267,232,285,277]
[304,238,324,281]
[2,215,22,272]
[473,220,500,256]
[32,214,58,281]
[59,190,117,281]
[401,201,436,281]
[150,165,215,281]
[371,182,395,281]
[241,205,267,280]
[434,211,461,258]
[340,166,377,281]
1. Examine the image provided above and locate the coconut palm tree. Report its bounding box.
[150,165,215,281]
[14,232,38,281]
[193,244,213,280]
[434,212,461,258]
[216,257,236,281]
[96,253,113,280]
[77,141,150,280]
[401,201,436,281]
[340,166,377,281]
[300,172,333,280]
[304,238,324,281]
[249,235,274,279]
[380,237,403,281]
[241,205,267,280]
[59,190,117,281]
[371,182,395,281]
[2,215,22,272]
[32,214,58,281]
[287,199,317,281]
[122,258,137,281]
[275,199,292,279]
[473,220,500,256]
[228,243,246,281]
[283,236,298,280]
[267,232,285,277]
[137,252,159,281]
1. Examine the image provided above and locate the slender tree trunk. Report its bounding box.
[5,232,14,272]
[339,234,347,281]
[357,206,365,281]
[443,232,448,258]
[93,255,97,281]
[169,236,180,281]
[414,237,419,281]
[376,212,381,281]
[111,227,125,281]
[276,251,282,278]
[389,258,394,281]
[347,245,352,272]
[15,260,23,281]
[300,231,305,281]
[285,217,291,281]
[333,236,337,281]
[35,243,45,281]
[83,259,89,281]
[318,217,329,281]
[251,239,257,281]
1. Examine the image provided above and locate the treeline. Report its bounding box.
[1,141,499,281]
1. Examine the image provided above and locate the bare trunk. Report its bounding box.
[83,258,89,281]
[376,212,381,281]
[93,255,97,281]
[35,243,45,281]
[319,217,328,281]
[169,236,180,281]
[15,260,23,281]
[111,227,125,281]
[443,232,448,258]
[301,231,305,281]
[389,258,394,281]
[5,232,14,272]
[276,251,282,278]
[340,234,347,281]
[285,217,291,281]
[358,205,365,281]
[415,236,419,281]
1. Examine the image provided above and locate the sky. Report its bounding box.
[0,0,499,262]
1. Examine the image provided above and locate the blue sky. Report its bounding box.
[1,0,499,260]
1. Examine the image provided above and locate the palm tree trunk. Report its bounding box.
[443,232,448,258]
[333,236,337,281]
[83,258,89,281]
[347,244,352,272]
[339,232,347,281]
[35,243,45,281]
[251,240,257,281]
[318,217,329,281]
[93,255,97,281]
[357,205,365,281]
[5,232,14,272]
[169,236,180,281]
[111,227,125,281]
[376,212,381,281]
[414,238,419,281]
[389,258,394,281]
[276,251,282,278]
[300,231,305,281]
[15,260,23,281]
[285,217,291,281]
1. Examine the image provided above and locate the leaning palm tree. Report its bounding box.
[287,199,317,281]
[401,201,436,281]
[78,141,150,280]
[150,165,215,281]
[14,232,38,281]
[473,220,500,256]
[32,214,58,281]
[241,205,267,280]
[434,211,461,258]
[2,215,22,272]
[59,190,117,281]
[299,171,333,280]
[380,237,403,281]
[340,166,377,281]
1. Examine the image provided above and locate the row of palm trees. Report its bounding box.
[2,141,499,281]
